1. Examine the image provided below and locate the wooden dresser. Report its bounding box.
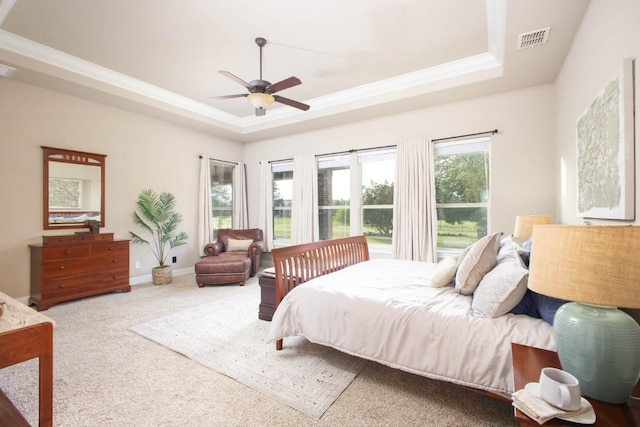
[29,233,131,311]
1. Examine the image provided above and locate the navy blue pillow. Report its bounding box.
[531,292,569,325]
[509,289,540,318]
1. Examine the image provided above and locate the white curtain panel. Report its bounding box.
[198,156,213,256]
[291,153,317,245]
[392,138,438,262]
[233,162,248,229]
[258,161,274,252]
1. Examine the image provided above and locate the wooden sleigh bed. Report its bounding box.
[267,235,555,397]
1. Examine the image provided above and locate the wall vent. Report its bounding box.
[517,27,551,49]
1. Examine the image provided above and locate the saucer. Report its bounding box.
[524,382,596,424]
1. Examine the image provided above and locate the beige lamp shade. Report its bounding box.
[513,215,551,239]
[528,225,640,308]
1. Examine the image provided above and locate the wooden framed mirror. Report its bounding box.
[42,146,106,230]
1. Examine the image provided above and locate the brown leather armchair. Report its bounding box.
[203,228,264,277]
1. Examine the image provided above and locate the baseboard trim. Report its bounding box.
[130,266,195,285]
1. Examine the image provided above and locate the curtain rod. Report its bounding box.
[317,129,500,159]
[433,129,498,143]
[266,129,499,164]
[199,155,238,165]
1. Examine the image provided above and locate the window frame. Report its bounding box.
[271,160,294,247]
[316,148,396,253]
[433,136,491,255]
[209,159,235,235]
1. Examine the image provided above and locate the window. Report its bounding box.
[317,148,395,252]
[434,137,490,251]
[272,161,293,246]
[210,160,234,234]
[360,149,395,249]
[317,155,350,241]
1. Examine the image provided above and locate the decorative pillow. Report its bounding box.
[509,289,539,318]
[532,292,568,325]
[454,232,502,295]
[471,241,529,318]
[430,256,458,287]
[227,238,253,252]
[455,244,474,269]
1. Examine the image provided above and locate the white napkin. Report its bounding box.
[512,388,591,425]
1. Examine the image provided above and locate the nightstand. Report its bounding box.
[511,343,640,426]
[257,271,276,321]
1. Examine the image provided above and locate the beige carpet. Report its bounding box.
[129,290,368,418]
[0,273,516,426]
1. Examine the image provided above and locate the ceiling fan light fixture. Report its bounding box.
[247,92,275,109]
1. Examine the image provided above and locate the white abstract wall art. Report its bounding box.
[577,58,635,220]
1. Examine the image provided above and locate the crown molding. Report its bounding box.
[0,0,506,136]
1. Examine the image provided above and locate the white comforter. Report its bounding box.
[267,259,555,394]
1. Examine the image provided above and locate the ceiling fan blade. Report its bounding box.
[273,95,310,111]
[218,71,253,90]
[266,76,302,94]
[208,94,248,99]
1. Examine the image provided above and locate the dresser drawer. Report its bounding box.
[73,233,114,243]
[42,254,127,278]
[91,241,129,256]
[42,269,129,300]
[41,244,91,261]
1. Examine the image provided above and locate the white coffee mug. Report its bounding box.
[539,367,581,411]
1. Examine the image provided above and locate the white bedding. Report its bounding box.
[267,259,556,394]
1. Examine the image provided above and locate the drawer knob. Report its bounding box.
[112,259,118,263]
[108,247,114,251]
[65,250,71,255]
[59,265,65,270]
[59,284,65,288]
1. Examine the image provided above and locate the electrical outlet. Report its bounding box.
[135,261,140,269]
[172,256,177,263]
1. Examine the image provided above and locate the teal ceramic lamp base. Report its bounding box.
[554,302,640,404]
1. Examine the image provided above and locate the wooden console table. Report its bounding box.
[0,291,54,426]
[512,343,640,426]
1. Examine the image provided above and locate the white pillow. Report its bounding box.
[454,232,502,295]
[471,241,529,318]
[431,256,458,287]
[227,238,253,252]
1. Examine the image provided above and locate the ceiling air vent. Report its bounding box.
[517,27,551,49]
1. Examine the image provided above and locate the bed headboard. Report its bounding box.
[271,235,370,307]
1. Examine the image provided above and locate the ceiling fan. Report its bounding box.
[211,37,310,117]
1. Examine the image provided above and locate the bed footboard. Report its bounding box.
[271,235,369,350]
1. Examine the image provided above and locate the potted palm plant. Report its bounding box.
[130,189,189,285]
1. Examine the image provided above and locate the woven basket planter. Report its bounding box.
[152,266,172,285]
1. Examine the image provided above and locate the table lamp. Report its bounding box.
[528,225,640,404]
[513,215,551,245]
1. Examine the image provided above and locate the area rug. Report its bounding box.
[128,290,368,419]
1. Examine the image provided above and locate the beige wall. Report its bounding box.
[555,0,640,225]
[1,61,560,302]
[0,78,242,300]
[243,84,557,240]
